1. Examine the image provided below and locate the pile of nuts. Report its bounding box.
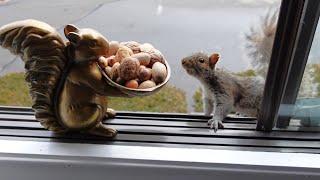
[98,41,168,89]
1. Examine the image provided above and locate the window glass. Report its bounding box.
[278,17,320,128]
[0,0,281,114]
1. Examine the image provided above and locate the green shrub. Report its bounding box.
[0,72,32,106]
[109,86,187,113]
[312,64,320,96]
[0,72,187,113]
[235,69,256,77]
[193,87,203,112]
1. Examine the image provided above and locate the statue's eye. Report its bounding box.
[199,58,205,63]
[88,40,97,48]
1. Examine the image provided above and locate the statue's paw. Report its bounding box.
[105,108,116,119]
[41,120,67,133]
[88,123,117,138]
[207,119,224,132]
[102,127,117,138]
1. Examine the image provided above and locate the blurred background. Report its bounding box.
[6,0,320,115]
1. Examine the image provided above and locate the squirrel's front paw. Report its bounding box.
[207,119,224,132]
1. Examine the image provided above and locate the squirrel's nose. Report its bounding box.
[182,59,187,65]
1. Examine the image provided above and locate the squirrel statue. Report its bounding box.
[0,19,126,137]
[181,53,264,131]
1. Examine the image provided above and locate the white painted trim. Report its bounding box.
[0,139,319,167]
[0,139,319,180]
[0,140,320,180]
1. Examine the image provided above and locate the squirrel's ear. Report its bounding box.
[209,53,220,68]
[64,24,79,36]
[66,32,81,45]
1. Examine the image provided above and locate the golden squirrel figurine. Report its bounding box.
[0,19,126,137]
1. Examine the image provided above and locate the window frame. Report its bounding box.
[2,1,320,178]
[1,0,319,132]
[277,0,320,128]
[257,0,320,131]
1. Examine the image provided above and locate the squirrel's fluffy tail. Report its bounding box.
[245,9,278,78]
[0,19,67,132]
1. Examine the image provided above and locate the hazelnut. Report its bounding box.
[149,49,165,67]
[115,45,133,63]
[105,56,116,67]
[104,66,112,78]
[152,62,167,84]
[138,80,156,89]
[121,41,141,53]
[107,41,120,56]
[111,62,120,80]
[106,55,118,67]
[138,66,152,81]
[118,57,140,81]
[131,52,151,66]
[125,79,139,89]
[139,43,154,53]
[98,56,109,68]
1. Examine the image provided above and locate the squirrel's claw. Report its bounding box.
[208,119,224,132]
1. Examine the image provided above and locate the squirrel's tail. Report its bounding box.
[0,19,67,132]
[245,9,278,78]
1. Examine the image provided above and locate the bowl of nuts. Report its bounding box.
[97,41,171,96]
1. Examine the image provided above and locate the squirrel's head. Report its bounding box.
[64,24,109,62]
[181,52,220,78]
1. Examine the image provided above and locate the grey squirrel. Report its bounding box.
[181,52,264,131]
[181,10,278,131]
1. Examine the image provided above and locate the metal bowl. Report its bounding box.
[98,59,171,97]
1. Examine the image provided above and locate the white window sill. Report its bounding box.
[0,139,319,180]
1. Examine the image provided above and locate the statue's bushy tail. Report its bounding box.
[0,19,67,132]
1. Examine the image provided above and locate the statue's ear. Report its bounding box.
[209,53,220,69]
[66,32,81,45]
[64,24,79,36]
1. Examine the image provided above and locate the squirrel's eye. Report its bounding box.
[199,58,205,63]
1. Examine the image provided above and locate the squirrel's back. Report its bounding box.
[206,68,263,98]
[0,19,67,131]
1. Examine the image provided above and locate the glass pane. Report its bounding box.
[278,17,320,128]
[0,0,281,115]
[279,15,320,130]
